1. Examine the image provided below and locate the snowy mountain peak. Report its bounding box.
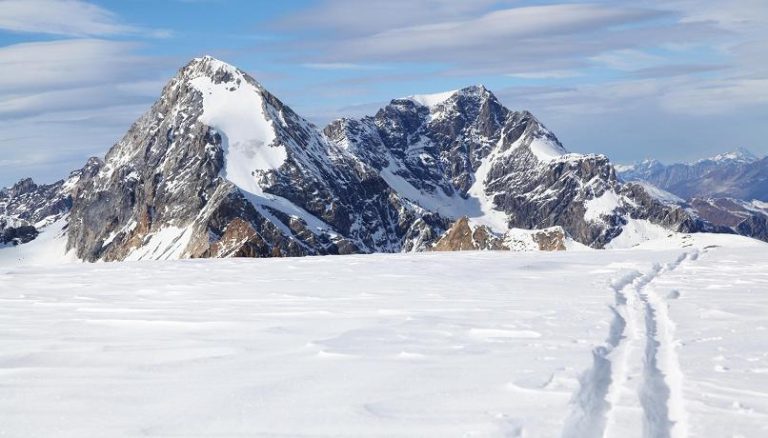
[5,178,37,197]
[456,84,491,96]
[402,84,494,108]
[404,89,458,107]
[703,147,758,164]
[185,62,284,192]
[183,56,243,81]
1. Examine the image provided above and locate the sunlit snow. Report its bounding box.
[190,71,285,194]
[1,234,766,437]
[405,89,458,107]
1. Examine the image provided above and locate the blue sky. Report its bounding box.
[1,0,767,186]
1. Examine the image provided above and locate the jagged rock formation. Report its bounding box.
[431,217,566,251]
[0,170,82,246]
[0,56,753,261]
[686,198,768,241]
[326,86,718,248]
[432,217,506,251]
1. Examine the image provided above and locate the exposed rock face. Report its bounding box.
[0,159,100,244]
[532,228,567,251]
[62,57,438,261]
[0,225,38,246]
[432,217,505,251]
[432,217,567,252]
[0,178,70,232]
[327,86,716,248]
[687,198,768,242]
[0,56,755,260]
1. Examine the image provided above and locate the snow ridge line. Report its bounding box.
[561,250,697,438]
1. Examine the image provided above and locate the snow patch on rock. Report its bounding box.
[584,191,621,222]
[405,90,458,107]
[190,74,285,195]
[529,137,567,162]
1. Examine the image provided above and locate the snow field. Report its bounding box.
[0,235,766,437]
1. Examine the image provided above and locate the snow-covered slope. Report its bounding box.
[1,234,765,436]
[189,59,285,188]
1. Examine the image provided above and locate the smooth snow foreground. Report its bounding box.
[1,235,767,437]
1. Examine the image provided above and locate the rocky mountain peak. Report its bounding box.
[458,84,490,95]
[178,55,246,85]
[395,84,495,110]
[7,178,38,197]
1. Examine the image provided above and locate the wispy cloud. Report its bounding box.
[0,39,158,94]
[277,2,729,82]
[302,63,389,71]
[0,0,169,37]
[277,0,508,36]
[506,71,581,80]
[0,103,150,185]
[0,1,176,185]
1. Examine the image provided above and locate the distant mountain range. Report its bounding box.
[617,147,767,200]
[1,57,765,261]
[617,148,768,242]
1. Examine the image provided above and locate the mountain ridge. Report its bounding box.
[617,147,767,200]
[0,56,757,262]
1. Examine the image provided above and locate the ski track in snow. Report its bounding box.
[563,250,698,438]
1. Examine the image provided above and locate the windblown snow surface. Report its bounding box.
[1,234,767,437]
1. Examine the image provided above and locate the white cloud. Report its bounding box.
[281,0,765,121]
[0,0,142,37]
[0,38,173,185]
[0,104,150,186]
[591,49,665,71]
[661,78,768,115]
[282,2,723,79]
[0,39,157,94]
[0,1,178,186]
[326,5,666,60]
[506,70,580,80]
[278,0,509,35]
[0,39,173,120]
[302,63,388,71]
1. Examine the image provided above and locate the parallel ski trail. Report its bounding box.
[640,252,696,438]
[562,250,697,438]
